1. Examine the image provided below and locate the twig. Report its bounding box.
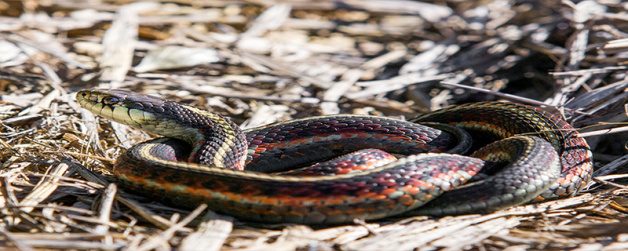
[439,79,556,108]
[136,204,208,251]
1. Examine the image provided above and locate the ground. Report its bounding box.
[1,0,628,250]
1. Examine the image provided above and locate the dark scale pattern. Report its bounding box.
[244,116,460,173]
[411,102,566,152]
[277,149,397,176]
[406,136,561,216]
[157,100,247,169]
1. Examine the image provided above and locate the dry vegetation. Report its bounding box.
[1,0,628,250]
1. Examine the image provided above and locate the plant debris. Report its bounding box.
[1,0,628,250]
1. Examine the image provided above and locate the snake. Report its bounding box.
[76,89,593,224]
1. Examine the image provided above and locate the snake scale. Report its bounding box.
[77,89,593,224]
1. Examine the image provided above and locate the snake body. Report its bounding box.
[77,89,592,224]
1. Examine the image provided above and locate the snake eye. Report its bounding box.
[102,96,120,105]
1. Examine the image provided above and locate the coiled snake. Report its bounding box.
[77,89,592,224]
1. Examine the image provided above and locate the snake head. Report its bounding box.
[76,89,214,139]
[77,89,163,129]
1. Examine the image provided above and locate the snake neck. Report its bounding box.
[127,102,249,170]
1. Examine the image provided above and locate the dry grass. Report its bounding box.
[1,0,628,250]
